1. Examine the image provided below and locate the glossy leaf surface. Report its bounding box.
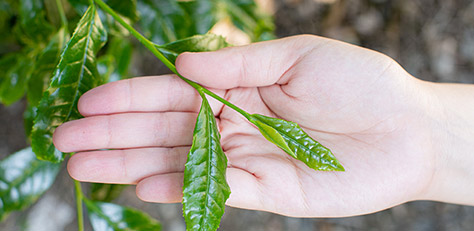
[69,0,137,36]
[85,199,161,231]
[97,37,133,82]
[18,0,55,43]
[250,114,344,171]
[157,34,229,64]
[0,52,34,106]
[106,0,138,21]
[137,0,191,44]
[183,97,230,231]
[0,147,60,221]
[31,5,107,163]
[177,0,217,36]
[69,0,137,20]
[27,27,69,106]
[0,54,18,97]
[90,183,126,202]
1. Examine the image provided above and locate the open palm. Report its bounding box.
[54,35,435,217]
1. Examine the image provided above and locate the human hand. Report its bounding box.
[53,35,440,217]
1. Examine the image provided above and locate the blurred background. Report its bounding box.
[1,0,473,230]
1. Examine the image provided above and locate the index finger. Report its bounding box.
[78,75,224,117]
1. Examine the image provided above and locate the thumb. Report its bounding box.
[175,35,324,89]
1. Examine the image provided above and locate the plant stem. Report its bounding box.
[74,180,85,231]
[181,77,251,119]
[55,0,68,30]
[93,0,175,71]
[93,0,252,120]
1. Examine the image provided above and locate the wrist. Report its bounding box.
[419,81,474,205]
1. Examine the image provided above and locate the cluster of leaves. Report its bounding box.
[0,0,274,230]
[0,0,343,230]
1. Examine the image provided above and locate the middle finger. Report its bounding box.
[53,112,196,153]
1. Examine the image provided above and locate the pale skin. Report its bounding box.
[53,35,474,218]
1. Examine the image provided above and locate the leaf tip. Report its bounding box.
[334,162,345,171]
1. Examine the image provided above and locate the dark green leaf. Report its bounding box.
[97,37,133,82]
[31,5,107,163]
[137,0,192,44]
[97,55,115,81]
[0,52,34,106]
[177,0,218,35]
[106,0,138,21]
[18,0,55,44]
[183,97,230,231]
[0,1,19,54]
[69,0,137,36]
[67,0,89,15]
[0,147,61,221]
[156,33,229,65]
[90,183,127,202]
[84,199,162,231]
[27,27,69,106]
[250,114,344,171]
[0,54,18,90]
[69,0,137,20]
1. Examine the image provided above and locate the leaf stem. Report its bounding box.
[93,0,252,120]
[55,0,68,30]
[184,78,251,119]
[74,180,85,231]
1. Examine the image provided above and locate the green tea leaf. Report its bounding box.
[69,0,137,20]
[0,147,61,221]
[156,33,229,64]
[67,0,89,15]
[31,5,107,163]
[90,183,127,202]
[0,54,18,93]
[183,97,230,231]
[97,37,133,82]
[0,1,19,54]
[177,0,218,35]
[18,0,55,44]
[27,27,69,106]
[250,114,344,171]
[137,0,192,44]
[69,0,137,36]
[106,0,138,21]
[251,118,295,158]
[0,52,34,106]
[84,199,162,231]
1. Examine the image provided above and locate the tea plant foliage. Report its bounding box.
[0,147,60,221]
[0,0,344,230]
[32,5,107,163]
[182,96,231,231]
[85,199,162,231]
